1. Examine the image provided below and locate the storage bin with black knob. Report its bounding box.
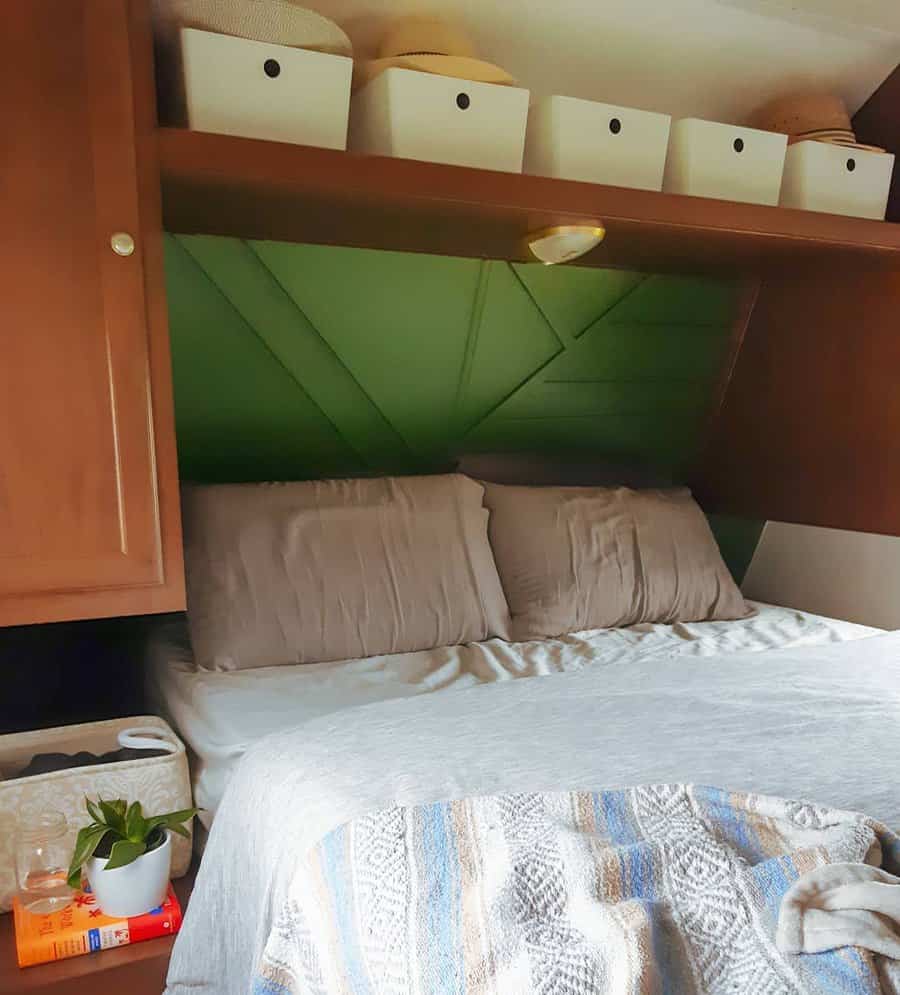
[180,28,352,148]
[524,96,671,191]
[663,118,788,206]
[780,141,895,220]
[348,67,530,173]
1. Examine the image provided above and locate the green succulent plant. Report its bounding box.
[67,796,198,890]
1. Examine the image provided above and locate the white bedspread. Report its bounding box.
[150,602,879,827]
[165,628,900,995]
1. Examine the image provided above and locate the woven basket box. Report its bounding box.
[0,715,192,913]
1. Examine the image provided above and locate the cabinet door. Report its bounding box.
[0,0,184,624]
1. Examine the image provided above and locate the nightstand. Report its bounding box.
[0,862,196,994]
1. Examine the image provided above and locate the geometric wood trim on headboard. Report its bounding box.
[164,234,743,484]
[696,278,762,459]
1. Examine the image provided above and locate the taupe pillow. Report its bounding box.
[481,483,751,640]
[182,475,510,670]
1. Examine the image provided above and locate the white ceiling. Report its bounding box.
[304,0,900,123]
[717,0,900,37]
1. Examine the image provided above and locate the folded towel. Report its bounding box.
[778,862,900,959]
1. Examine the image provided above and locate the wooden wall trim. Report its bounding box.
[853,63,900,223]
[126,0,185,612]
[692,264,900,535]
[698,278,761,457]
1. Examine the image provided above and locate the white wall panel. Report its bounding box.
[743,522,900,629]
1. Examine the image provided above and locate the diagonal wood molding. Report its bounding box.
[163,234,739,483]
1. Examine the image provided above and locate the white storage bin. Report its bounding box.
[0,716,192,912]
[663,118,787,206]
[181,28,352,148]
[780,141,895,220]
[524,96,671,191]
[349,68,530,172]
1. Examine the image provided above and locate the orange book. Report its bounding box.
[12,882,182,968]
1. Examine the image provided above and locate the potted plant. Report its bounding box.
[67,797,198,917]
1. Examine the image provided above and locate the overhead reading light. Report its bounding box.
[525,224,606,265]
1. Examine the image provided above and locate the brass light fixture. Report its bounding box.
[525,223,606,265]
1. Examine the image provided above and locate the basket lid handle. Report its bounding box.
[117,726,179,754]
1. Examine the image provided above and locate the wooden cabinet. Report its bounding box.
[0,0,184,625]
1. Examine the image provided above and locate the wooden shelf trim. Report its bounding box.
[159,127,900,274]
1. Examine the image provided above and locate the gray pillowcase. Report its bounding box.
[482,483,752,640]
[182,474,510,670]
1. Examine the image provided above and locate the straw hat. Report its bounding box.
[153,0,353,55]
[749,93,885,153]
[353,17,515,91]
[750,94,850,135]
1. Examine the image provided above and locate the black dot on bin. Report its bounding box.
[733,137,744,153]
[456,92,470,110]
[609,118,622,134]
[264,59,281,78]
[847,158,856,172]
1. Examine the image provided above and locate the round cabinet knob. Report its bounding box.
[110,232,135,257]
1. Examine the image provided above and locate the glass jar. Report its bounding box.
[15,810,74,914]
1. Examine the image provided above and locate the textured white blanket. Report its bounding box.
[779,862,900,960]
[165,631,900,995]
[150,602,879,826]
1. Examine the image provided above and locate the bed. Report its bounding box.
[160,621,900,995]
[157,474,900,994]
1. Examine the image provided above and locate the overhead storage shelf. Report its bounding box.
[158,127,900,274]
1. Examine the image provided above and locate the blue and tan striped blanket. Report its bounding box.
[252,784,900,994]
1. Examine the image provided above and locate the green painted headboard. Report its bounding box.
[163,234,762,578]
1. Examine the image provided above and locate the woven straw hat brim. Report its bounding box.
[353,55,516,91]
[154,0,352,55]
[788,137,887,153]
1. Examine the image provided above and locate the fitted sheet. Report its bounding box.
[149,602,880,828]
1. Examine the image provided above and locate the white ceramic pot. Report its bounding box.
[85,830,171,917]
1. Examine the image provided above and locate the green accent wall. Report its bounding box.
[163,234,762,578]
[705,515,765,584]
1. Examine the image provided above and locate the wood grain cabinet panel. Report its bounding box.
[694,265,900,535]
[0,0,184,624]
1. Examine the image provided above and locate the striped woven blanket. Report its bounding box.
[253,784,900,995]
